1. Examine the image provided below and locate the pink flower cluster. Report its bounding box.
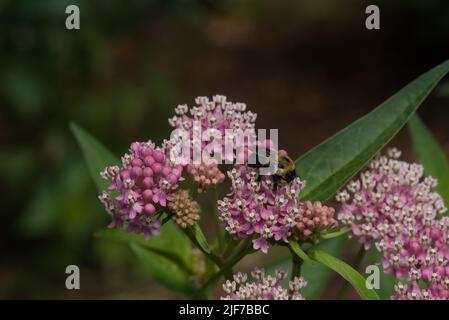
[336,148,449,299]
[218,166,306,253]
[295,201,338,240]
[221,268,307,300]
[99,141,183,239]
[168,95,257,191]
[168,95,257,138]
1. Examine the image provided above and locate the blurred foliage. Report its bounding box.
[0,0,208,298]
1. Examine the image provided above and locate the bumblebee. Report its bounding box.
[274,149,296,183]
[248,148,297,185]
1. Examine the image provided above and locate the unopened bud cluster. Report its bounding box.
[168,189,201,228]
[295,201,338,240]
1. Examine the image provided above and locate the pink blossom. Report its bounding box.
[218,166,306,253]
[221,268,307,300]
[336,148,448,299]
[168,95,257,191]
[252,237,269,254]
[99,141,183,239]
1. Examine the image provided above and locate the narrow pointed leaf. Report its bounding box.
[70,122,118,191]
[265,236,347,299]
[308,248,380,300]
[288,239,311,262]
[408,114,449,206]
[296,60,449,202]
[130,243,193,294]
[95,222,192,273]
[185,223,212,255]
[320,227,350,240]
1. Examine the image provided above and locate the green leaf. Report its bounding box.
[95,221,194,293]
[185,223,212,255]
[70,122,118,191]
[319,227,350,240]
[308,248,380,300]
[95,222,192,273]
[367,246,396,300]
[408,114,449,206]
[96,222,194,294]
[143,221,192,268]
[71,123,194,292]
[288,239,311,262]
[265,236,347,299]
[296,60,449,202]
[130,243,193,294]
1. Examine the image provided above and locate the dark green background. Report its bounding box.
[1,0,448,298]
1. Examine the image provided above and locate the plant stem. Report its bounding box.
[161,214,172,225]
[222,238,241,259]
[336,245,366,299]
[212,187,225,253]
[288,246,304,291]
[291,255,303,279]
[182,226,223,267]
[197,237,254,293]
[165,206,222,268]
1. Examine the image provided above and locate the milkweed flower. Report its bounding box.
[168,95,257,141]
[218,166,306,253]
[168,95,257,191]
[389,213,449,300]
[221,268,307,300]
[98,141,183,239]
[336,148,449,299]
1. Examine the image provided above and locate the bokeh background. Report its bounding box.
[1,0,449,299]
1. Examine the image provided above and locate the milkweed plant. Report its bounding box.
[72,60,449,300]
